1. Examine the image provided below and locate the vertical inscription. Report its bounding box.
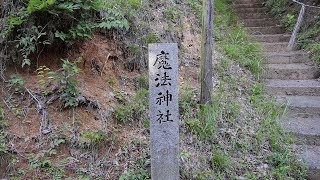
[149,44,179,180]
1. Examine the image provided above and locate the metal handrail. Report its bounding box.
[293,0,320,9]
[288,0,320,50]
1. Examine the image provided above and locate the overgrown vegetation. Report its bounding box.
[265,0,320,63]
[215,0,263,77]
[0,0,140,67]
[114,76,149,124]
[181,0,307,178]
[0,106,7,155]
[0,0,309,178]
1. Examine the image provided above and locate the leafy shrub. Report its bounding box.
[114,105,134,123]
[1,0,137,67]
[281,13,297,31]
[50,59,80,108]
[7,75,25,93]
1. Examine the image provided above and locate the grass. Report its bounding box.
[114,88,149,124]
[0,106,7,155]
[180,0,307,179]
[266,0,320,64]
[215,2,264,77]
[298,21,320,63]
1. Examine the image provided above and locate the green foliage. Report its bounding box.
[211,151,231,171]
[249,83,307,178]
[145,34,160,44]
[114,105,134,123]
[128,44,142,57]
[179,86,198,118]
[0,107,7,155]
[50,59,80,108]
[16,26,50,67]
[115,91,126,104]
[2,0,138,67]
[135,75,148,90]
[119,169,150,180]
[186,104,217,140]
[114,89,149,124]
[281,13,297,31]
[186,0,202,19]
[28,154,65,178]
[133,89,149,116]
[268,150,307,179]
[265,0,290,16]
[7,75,25,94]
[79,130,106,147]
[163,5,181,23]
[251,83,264,96]
[215,5,263,77]
[186,119,214,140]
[298,19,320,63]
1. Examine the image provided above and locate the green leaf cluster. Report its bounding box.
[2,0,138,67]
[0,107,7,155]
[50,59,81,108]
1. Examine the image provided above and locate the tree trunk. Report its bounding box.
[200,0,214,105]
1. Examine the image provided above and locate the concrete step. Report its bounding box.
[265,63,319,80]
[276,96,320,115]
[266,80,320,96]
[243,18,277,27]
[294,145,320,180]
[237,12,269,19]
[248,26,285,35]
[261,42,289,52]
[264,51,310,64]
[252,34,291,43]
[233,3,264,9]
[235,7,268,13]
[281,117,320,146]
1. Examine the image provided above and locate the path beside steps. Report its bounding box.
[234,0,320,179]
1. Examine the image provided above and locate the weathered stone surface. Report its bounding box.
[266,80,320,96]
[148,43,179,180]
[264,51,310,64]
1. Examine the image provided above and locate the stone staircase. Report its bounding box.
[234,0,320,179]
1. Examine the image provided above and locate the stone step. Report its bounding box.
[243,18,277,27]
[233,3,264,9]
[294,145,320,180]
[252,34,291,43]
[265,63,319,80]
[276,96,320,115]
[237,12,269,19]
[235,7,268,13]
[266,80,320,96]
[261,42,289,52]
[264,51,310,64]
[281,117,320,146]
[248,26,285,35]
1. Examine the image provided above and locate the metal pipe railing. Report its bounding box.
[288,0,320,50]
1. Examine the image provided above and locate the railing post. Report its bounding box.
[288,4,305,50]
